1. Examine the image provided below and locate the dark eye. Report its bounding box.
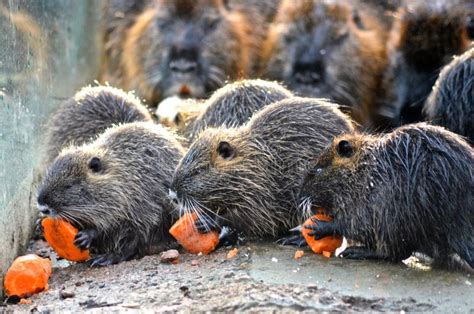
[336,140,354,158]
[174,113,182,126]
[205,16,221,31]
[217,141,235,160]
[352,9,365,30]
[88,157,103,173]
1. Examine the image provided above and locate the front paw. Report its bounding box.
[304,218,338,240]
[89,251,136,267]
[34,218,45,240]
[338,246,381,260]
[276,234,308,247]
[194,215,220,233]
[74,229,98,250]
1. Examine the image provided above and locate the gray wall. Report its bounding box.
[0,0,103,295]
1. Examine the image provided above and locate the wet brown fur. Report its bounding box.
[260,0,387,128]
[102,0,259,106]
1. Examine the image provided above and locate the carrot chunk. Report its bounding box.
[4,254,52,297]
[42,217,90,262]
[169,213,219,255]
[302,211,342,257]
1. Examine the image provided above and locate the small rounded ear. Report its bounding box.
[88,157,103,173]
[222,0,230,10]
[217,141,235,160]
[466,15,474,39]
[336,140,354,158]
[352,9,365,30]
[174,112,183,126]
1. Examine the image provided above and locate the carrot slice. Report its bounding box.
[302,210,342,256]
[42,217,90,262]
[294,250,304,260]
[4,254,52,297]
[169,213,219,255]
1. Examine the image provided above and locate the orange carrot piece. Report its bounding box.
[169,213,219,255]
[4,254,52,297]
[302,211,342,256]
[42,218,90,262]
[294,250,305,260]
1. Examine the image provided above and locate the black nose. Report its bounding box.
[37,190,47,206]
[168,189,178,203]
[169,59,197,74]
[169,45,199,74]
[293,60,324,85]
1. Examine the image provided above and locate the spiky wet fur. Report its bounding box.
[379,0,472,127]
[46,85,152,163]
[39,122,184,260]
[301,123,474,267]
[187,79,293,141]
[172,97,354,238]
[424,48,474,144]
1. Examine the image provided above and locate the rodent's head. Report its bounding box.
[189,79,293,139]
[171,128,243,211]
[38,122,184,231]
[299,133,370,216]
[424,48,474,143]
[170,127,278,235]
[123,0,252,105]
[37,147,117,230]
[261,0,383,115]
[382,1,472,125]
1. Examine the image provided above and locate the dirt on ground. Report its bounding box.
[3,241,473,312]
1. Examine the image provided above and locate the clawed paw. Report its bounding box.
[338,246,380,260]
[304,218,335,240]
[89,254,116,267]
[74,229,97,250]
[276,234,308,247]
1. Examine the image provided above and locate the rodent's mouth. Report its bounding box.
[163,81,206,99]
[37,204,58,217]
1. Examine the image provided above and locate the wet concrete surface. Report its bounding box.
[4,241,473,312]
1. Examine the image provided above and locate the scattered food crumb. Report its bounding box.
[121,303,141,309]
[294,250,304,260]
[191,259,200,266]
[160,249,180,263]
[59,289,75,300]
[465,280,472,286]
[271,257,278,263]
[19,298,32,305]
[227,248,239,259]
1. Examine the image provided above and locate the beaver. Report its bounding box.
[424,48,474,144]
[300,123,474,268]
[38,122,185,266]
[102,0,261,106]
[260,0,387,128]
[187,79,294,141]
[46,85,152,163]
[170,97,354,238]
[100,0,149,83]
[378,0,473,128]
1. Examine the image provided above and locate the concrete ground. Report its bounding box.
[4,241,473,312]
